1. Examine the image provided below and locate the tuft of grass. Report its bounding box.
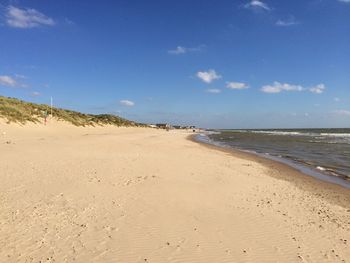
[0,96,144,127]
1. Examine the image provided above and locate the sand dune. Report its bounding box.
[0,121,349,262]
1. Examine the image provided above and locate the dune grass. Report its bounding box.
[0,96,142,127]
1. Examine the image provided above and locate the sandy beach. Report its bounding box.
[0,121,349,263]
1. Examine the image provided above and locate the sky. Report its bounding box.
[0,0,349,128]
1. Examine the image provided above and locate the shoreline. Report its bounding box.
[202,129,350,184]
[189,133,350,207]
[191,132,350,188]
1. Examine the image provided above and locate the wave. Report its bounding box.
[320,133,350,137]
[308,139,350,145]
[251,131,305,136]
[233,130,350,138]
[203,131,221,135]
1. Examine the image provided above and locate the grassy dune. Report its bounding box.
[0,96,141,127]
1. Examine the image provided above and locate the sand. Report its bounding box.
[0,120,349,262]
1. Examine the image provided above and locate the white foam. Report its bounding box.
[250,131,305,136]
[316,166,326,171]
[320,133,350,138]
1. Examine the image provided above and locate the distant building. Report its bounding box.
[155,123,170,129]
[182,125,195,130]
[151,123,195,130]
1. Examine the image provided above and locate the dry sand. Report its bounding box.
[0,120,349,262]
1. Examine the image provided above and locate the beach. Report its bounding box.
[0,121,349,262]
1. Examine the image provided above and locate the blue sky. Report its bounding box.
[0,0,349,128]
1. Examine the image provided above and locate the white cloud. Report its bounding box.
[168,45,204,55]
[31,91,41,96]
[119,100,135,107]
[338,0,350,3]
[244,0,271,11]
[0,75,28,88]
[261,81,303,93]
[309,84,325,94]
[168,46,186,55]
[6,6,55,29]
[64,18,75,25]
[334,97,340,102]
[14,74,27,79]
[206,88,221,94]
[276,17,299,26]
[0,75,17,87]
[334,110,350,116]
[196,69,222,84]
[226,81,249,90]
[261,82,326,94]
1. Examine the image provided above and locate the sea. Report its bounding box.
[196,128,350,188]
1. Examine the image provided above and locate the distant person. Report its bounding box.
[43,111,48,125]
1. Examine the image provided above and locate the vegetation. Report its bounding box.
[0,96,143,127]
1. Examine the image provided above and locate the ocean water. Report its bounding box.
[203,128,350,184]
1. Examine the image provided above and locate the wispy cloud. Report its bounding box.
[119,100,135,107]
[31,91,41,96]
[196,69,222,84]
[276,16,299,27]
[6,5,55,29]
[168,46,186,55]
[0,74,28,88]
[334,110,350,116]
[261,82,326,94]
[0,75,18,87]
[261,82,303,93]
[334,97,340,102]
[338,0,350,3]
[206,88,221,94]
[309,84,325,94]
[168,45,205,55]
[244,0,271,11]
[64,18,75,25]
[226,82,249,90]
[14,74,27,79]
